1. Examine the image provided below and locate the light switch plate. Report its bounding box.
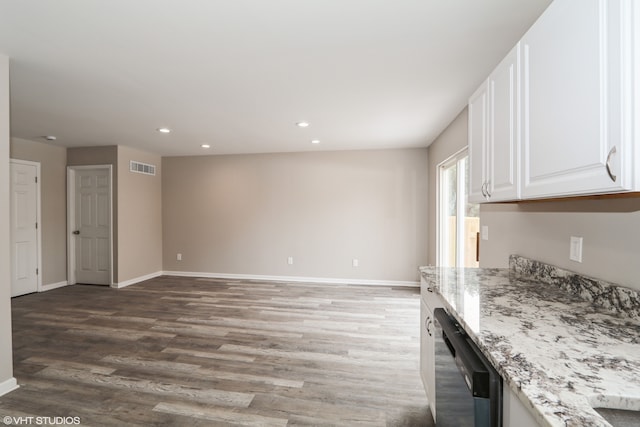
[569,236,583,262]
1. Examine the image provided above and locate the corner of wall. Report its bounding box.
[0,52,16,389]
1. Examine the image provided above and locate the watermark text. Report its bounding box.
[2,416,81,425]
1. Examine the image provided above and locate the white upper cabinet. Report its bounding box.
[489,46,520,201]
[468,81,488,203]
[468,0,638,202]
[520,0,636,198]
[469,45,520,203]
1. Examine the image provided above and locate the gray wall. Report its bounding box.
[0,53,15,390]
[481,199,640,291]
[162,149,428,282]
[117,146,163,283]
[10,138,67,285]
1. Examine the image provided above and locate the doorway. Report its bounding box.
[67,165,113,286]
[9,159,41,297]
[437,149,480,268]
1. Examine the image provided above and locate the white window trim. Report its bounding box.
[436,147,469,267]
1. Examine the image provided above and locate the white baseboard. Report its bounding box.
[162,271,419,287]
[0,377,19,397]
[40,280,68,292]
[112,271,164,289]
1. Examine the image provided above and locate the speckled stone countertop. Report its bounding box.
[419,256,640,427]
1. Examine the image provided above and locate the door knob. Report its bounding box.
[72,230,80,235]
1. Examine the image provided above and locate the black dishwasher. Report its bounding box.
[433,308,502,427]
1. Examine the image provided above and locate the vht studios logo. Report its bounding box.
[3,416,81,425]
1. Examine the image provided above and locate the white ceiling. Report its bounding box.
[0,0,552,157]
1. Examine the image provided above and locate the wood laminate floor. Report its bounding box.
[1,277,433,426]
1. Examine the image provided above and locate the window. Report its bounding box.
[438,149,479,267]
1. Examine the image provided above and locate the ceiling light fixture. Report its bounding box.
[157,127,171,133]
[44,135,57,141]
[311,139,320,144]
[296,122,310,128]
[201,144,210,149]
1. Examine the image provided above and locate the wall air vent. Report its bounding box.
[129,160,156,176]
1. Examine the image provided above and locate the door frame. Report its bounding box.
[436,147,468,267]
[66,165,113,286]
[9,159,42,293]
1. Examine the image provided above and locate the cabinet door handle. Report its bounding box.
[425,317,433,337]
[426,286,434,293]
[606,146,617,182]
[486,180,491,198]
[481,182,487,197]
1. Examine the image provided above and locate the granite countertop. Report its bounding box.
[419,256,640,427]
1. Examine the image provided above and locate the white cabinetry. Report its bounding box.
[419,299,434,415]
[419,279,443,421]
[469,0,638,202]
[469,45,520,203]
[520,0,636,198]
[503,384,540,427]
[468,80,488,202]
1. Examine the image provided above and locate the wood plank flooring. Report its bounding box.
[1,277,432,426]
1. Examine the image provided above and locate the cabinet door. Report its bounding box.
[468,81,488,203]
[420,299,436,421]
[503,384,540,427]
[520,0,633,198]
[488,45,519,201]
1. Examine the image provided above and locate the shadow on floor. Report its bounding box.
[388,405,433,427]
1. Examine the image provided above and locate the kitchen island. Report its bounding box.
[420,256,640,427]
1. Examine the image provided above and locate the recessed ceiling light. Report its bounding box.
[201,144,210,149]
[157,127,171,133]
[44,135,57,141]
[311,139,320,144]
[296,122,310,128]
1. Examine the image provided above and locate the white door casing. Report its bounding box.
[67,166,113,286]
[10,160,41,297]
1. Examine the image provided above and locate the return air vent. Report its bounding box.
[129,160,156,176]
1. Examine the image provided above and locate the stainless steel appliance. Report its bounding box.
[433,308,502,427]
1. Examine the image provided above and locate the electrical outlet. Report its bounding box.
[287,256,293,265]
[481,226,489,241]
[569,237,583,262]
[176,253,182,261]
[352,258,359,267]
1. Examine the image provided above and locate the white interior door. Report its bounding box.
[71,167,112,285]
[10,161,40,297]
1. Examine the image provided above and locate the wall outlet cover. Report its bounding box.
[569,236,583,263]
[481,225,489,241]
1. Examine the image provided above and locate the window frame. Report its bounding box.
[436,147,472,267]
